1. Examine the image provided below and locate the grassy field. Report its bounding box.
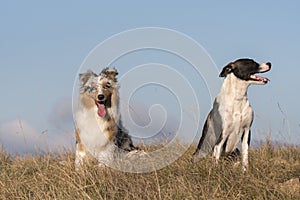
[0,142,299,200]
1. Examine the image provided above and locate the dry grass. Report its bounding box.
[0,142,299,200]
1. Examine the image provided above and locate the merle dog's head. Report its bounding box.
[79,68,119,117]
[220,58,271,84]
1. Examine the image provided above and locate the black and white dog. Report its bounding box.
[192,58,271,171]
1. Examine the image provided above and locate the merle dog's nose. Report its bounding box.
[98,94,105,101]
[266,62,272,68]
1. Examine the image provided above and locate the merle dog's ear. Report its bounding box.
[79,70,97,86]
[219,63,233,77]
[101,67,119,81]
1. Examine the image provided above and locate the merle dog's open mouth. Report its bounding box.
[96,101,106,118]
[97,101,105,104]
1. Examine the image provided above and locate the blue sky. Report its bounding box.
[0,1,299,154]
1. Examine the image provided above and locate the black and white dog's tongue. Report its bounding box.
[97,103,106,117]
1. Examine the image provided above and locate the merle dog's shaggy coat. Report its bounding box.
[74,68,136,170]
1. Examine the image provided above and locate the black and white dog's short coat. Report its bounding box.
[193,58,271,171]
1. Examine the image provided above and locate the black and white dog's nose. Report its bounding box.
[266,62,272,68]
[98,94,105,101]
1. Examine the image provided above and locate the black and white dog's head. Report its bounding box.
[220,58,271,85]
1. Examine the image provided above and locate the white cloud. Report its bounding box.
[0,119,40,154]
[0,118,74,155]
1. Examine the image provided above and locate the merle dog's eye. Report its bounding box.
[104,83,111,89]
[90,87,97,93]
[84,86,96,93]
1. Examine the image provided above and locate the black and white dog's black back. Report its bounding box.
[193,58,271,171]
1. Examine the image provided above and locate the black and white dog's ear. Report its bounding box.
[101,67,119,81]
[219,63,233,77]
[79,70,97,86]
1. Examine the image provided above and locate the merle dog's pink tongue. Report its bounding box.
[97,104,106,118]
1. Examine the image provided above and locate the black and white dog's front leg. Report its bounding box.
[241,128,251,172]
[213,128,230,163]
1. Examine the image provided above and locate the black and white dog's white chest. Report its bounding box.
[223,99,253,128]
[216,94,253,150]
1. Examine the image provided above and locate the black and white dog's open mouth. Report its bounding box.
[249,74,269,83]
[250,63,271,83]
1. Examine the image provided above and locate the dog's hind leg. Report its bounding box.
[192,114,217,162]
[75,128,87,171]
